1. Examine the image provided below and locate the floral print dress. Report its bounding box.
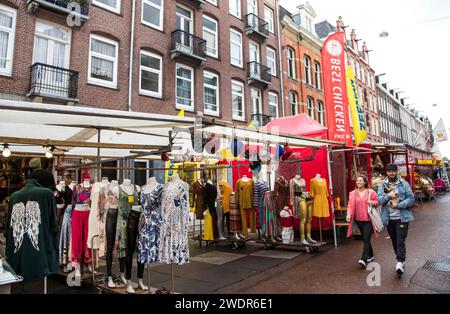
[138,184,164,264]
[158,180,190,265]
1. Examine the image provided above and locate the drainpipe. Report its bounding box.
[275,0,285,117]
[128,0,137,112]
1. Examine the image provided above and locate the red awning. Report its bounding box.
[263,114,328,139]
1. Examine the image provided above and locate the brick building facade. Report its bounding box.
[0,0,281,125]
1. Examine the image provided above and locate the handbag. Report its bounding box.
[367,190,384,232]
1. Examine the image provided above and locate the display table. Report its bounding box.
[0,258,22,294]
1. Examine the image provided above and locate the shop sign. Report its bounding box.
[322,32,353,147]
[417,159,435,165]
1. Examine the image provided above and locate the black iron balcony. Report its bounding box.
[170,30,207,63]
[251,114,273,127]
[187,0,206,9]
[28,63,79,101]
[247,61,271,87]
[27,0,89,23]
[245,13,269,41]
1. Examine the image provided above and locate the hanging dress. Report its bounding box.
[310,178,330,218]
[158,180,190,265]
[116,185,140,259]
[87,181,109,256]
[138,184,164,264]
[262,191,280,238]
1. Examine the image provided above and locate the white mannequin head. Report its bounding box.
[171,173,180,182]
[123,179,131,186]
[83,179,91,188]
[101,177,109,183]
[315,174,322,180]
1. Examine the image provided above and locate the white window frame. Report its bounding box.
[203,71,220,116]
[290,91,298,115]
[247,0,258,15]
[92,0,121,14]
[266,47,276,76]
[229,0,241,19]
[205,0,218,5]
[142,0,164,31]
[304,55,311,85]
[317,100,324,125]
[230,29,243,68]
[268,92,278,118]
[287,47,296,79]
[264,6,274,33]
[33,20,71,69]
[0,4,16,76]
[175,63,194,111]
[202,15,218,58]
[232,80,245,121]
[88,34,119,89]
[307,97,314,118]
[139,50,162,98]
[314,61,321,90]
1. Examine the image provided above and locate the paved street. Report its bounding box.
[220,194,450,294]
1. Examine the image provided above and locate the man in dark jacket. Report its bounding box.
[27,158,56,191]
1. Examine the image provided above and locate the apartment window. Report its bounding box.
[33,21,71,68]
[314,62,321,89]
[139,51,162,98]
[317,101,324,125]
[268,92,278,118]
[203,71,219,115]
[264,6,274,33]
[230,29,243,67]
[304,55,311,85]
[0,5,16,76]
[287,47,296,79]
[88,35,118,88]
[176,64,194,110]
[229,0,241,18]
[247,0,257,15]
[305,16,312,32]
[203,16,218,58]
[289,91,298,115]
[206,0,217,5]
[93,0,121,13]
[142,0,164,31]
[355,62,360,80]
[266,47,276,76]
[307,97,314,118]
[232,80,245,120]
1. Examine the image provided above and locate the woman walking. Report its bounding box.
[346,176,379,268]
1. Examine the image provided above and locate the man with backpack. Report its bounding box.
[377,163,415,276]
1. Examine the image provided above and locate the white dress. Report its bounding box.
[87,181,108,257]
[158,180,190,265]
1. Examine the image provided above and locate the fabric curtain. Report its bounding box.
[0,31,9,68]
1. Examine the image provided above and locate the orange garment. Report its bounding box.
[219,181,231,214]
[235,179,254,210]
[310,178,330,218]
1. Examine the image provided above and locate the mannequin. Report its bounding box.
[171,173,180,182]
[279,206,294,244]
[145,177,158,191]
[235,174,254,238]
[290,175,309,245]
[105,180,120,288]
[219,179,232,238]
[254,173,269,232]
[310,175,330,243]
[205,178,218,239]
[192,176,207,238]
[215,184,226,240]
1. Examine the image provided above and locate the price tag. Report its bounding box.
[128,196,134,203]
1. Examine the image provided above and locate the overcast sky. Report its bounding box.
[280,0,450,157]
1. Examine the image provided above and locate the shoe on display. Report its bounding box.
[127,281,136,294]
[307,237,317,244]
[218,236,227,240]
[138,279,149,291]
[120,273,127,285]
[396,262,404,275]
[358,259,367,269]
[301,239,310,246]
[367,256,375,263]
[107,276,116,289]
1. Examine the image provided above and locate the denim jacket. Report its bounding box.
[377,176,415,225]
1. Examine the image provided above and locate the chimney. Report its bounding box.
[337,16,344,32]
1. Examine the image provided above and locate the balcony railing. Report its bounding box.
[251,114,273,127]
[27,0,90,22]
[188,0,206,9]
[28,63,79,101]
[245,13,269,40]
[247,61,271,86]
[170,30,207,63]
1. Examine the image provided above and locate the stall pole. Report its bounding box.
[171,264,175,294]
[147,264,150,294]
[327,147,338,248]
[44,276,47,295]
[97,128,101,182]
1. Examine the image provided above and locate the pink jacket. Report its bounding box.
[346,189,379,238]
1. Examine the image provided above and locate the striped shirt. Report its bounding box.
[254,180,269,209]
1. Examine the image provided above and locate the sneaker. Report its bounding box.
[358,259,367,269]
[395,262,404,275]
[367,256,375,263]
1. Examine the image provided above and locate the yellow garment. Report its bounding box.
[235,179,254,210]
[203,210,214,241]
[240,207,255,237]
[219,181,231,214]
[310,178,330,218]
[298,199,313,240]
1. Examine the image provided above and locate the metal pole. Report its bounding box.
[44,277,47,295]
[327,147,338,248]
[171,264,175,294]
[147,264,150,294]
[97,128,101,182]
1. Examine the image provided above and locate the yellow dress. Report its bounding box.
[310,178,330,218]
[203,210,214,241]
